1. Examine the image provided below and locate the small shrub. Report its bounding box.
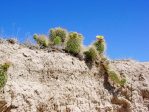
[49,27,67,43]
[84,46,98,62]
[33,34,49,47]
[0,62,11,89]
[66,32,83,55]
[94,35,106,54]
[53,36,62,45]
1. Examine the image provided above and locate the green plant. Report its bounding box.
[108,70,121,84]
[107,70,126,86]
[49,27,67,43]
[94,35,106,54]
[53,36,62,45]
[101,57,126,86]
[101,57,110,70]
[66,32,83,55]
[33,34,49,47]
[0,62,11,89]
[84,46,98,62]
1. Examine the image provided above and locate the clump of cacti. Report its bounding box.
[94,35,106,55]
[32,27,126,86]
[49,27,67,44]
[84,46,98,62]
[33,34,49,47]
[66,32,83,55]
[0,62,11,90]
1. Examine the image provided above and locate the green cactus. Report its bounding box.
[66,32,83,55]
[0,62,11,90]
[94,35,106,54]
[101,57,126,86]
[33,34,49,47]
[49,27,67,43]
[108,70,121,84]
[84,46,98,62]
[107,70,126,86]
[53,36,62,45]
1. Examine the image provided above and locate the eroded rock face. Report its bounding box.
[112,60,149,112]
[0,40,149,112]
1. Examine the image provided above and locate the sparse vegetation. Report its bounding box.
[33,34,49,47]
[32,27,126,86]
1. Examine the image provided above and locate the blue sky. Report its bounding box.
[0,0,149,61]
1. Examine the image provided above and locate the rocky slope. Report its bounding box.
[0,39,149,112]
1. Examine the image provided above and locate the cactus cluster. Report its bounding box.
[32,27,126,87]
[83,35,106,63]
[33,27,83,55]
[33,34,49,47]
[49,27,67,44]
[66,32,83,55]
[0,62,11,90]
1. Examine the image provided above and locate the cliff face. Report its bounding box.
[0,40,149,112]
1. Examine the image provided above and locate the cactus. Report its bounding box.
[94,35,106,54]
[66,32,83,55]
[101,57,126,86]
[108,70,121,84]
[53,36,62,45]
[107,70,126,86]
[84,46,98,62]
[33,34,49,47]
[0,62,11,90]
[49,27,67,43]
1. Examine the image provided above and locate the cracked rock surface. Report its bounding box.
[0,40,149,112]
